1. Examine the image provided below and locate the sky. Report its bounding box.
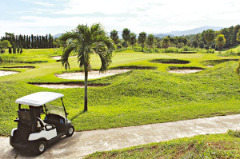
[0,0,240,37]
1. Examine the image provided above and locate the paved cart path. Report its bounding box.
[1,114,240,159]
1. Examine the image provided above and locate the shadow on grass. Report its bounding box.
[71,110,86,121]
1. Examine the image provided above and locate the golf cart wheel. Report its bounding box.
[66,126,74,137]
[35,141,47,155]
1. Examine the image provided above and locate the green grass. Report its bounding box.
[0,49,240,136]
[85,133,240,158]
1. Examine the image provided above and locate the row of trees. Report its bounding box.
[187,25,240,50]
[0,33,54,54]
[109,28,203,51]
[110,29,158,51]
[109,25,240,52]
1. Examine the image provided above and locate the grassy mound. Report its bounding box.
[85,133,240,158]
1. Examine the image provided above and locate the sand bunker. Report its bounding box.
[52,56,61,60]
[0,70,19,77]
[206,65,214,68]
[56,69,130,80]
[168,69,202,74]
[52,56,77,60]
[32,83,106,89]
[33,84,81,89]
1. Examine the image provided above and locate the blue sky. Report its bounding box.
[1,0,240,36]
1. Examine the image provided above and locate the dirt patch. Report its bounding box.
[31,83,107,89]
[0,70,19,77]
[150,59,190,64]
[56,69,130,80]
[2,66,35,69]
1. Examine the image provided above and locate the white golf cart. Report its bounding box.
[10,92,74,154]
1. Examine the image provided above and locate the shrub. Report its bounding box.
[228,129,240,138]
[164,47,178,53]
[208,49,215,53]
[143,48,159,53]
[133,47,142,52]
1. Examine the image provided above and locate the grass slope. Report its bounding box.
[0,49,240,136]
[85,133,240,158]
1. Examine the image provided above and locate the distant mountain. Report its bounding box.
[155,26,223,38]
[53,33,63,39]
[55,26,223,39]
[154,33,174,38]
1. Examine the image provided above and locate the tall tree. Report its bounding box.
[147,34,154,48]
[60,24,114,111]
[110,30,119,45]
[129,33,136,49]
[203,29,215,51]
[162,37,170,51]
[215,34,226,52]
[5,32,14,53]
[122,28,130,49]
[237,29,240,43]
[138,32,147,51]
[0,40,11,53]
[155,37,161,48]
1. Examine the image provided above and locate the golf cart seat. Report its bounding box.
[37,117,55,131]
[44,114,66,133]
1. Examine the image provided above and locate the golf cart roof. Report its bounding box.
[15,92,64,107]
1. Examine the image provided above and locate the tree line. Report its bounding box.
[186,25,240,49]
[109,24,240,52]
[0,33,54,53]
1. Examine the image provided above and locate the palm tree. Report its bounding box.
[162,37,170,52]
[122,28,130,49]
[147,34,154,48]
[110,29,119,45]
[138,32,147,51]
[129,33,136,49]
[59,24,114,111]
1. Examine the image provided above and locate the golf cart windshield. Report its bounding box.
[46,105,65,117]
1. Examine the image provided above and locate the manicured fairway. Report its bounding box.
[0,49,240,136]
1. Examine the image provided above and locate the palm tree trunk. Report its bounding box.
[84,67,88,111]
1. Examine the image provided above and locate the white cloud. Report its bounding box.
[54,0,240,32]
[1,0,240,37]
[33,1,54,7]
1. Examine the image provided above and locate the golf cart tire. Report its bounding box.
[66,126,74,137]
[35,140,47,155]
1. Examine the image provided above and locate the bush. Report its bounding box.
[223,49,238,56]
[114,48,128,53]
[133,47,142,52]
[143,48,159,53]
[164,47,178,53]
[207,49,215,53]
[183,46,195,51]
[228,129,240,138]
